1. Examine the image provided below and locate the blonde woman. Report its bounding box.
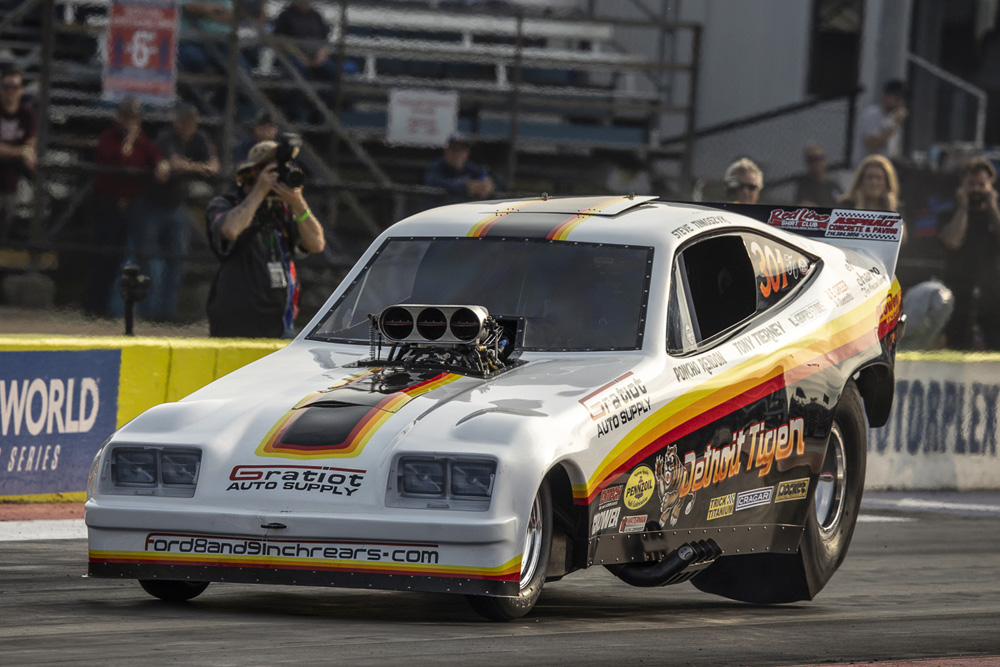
[840,154,899,212]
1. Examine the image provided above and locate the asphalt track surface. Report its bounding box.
[2,495,999,667]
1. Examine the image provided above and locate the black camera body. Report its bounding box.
[274,133,305,188]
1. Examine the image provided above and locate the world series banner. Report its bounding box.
[103,0,179,105]
[0,350,121,498]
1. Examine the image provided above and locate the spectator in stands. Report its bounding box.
[424,134,495,207]
[724,158,763,204]
[177,1,236,74]
[137,103,220,322]
[793,143,841,207]
[233,110,279,166]
[85,97,169,318]
[853,79,907,166]
[205,140,325,338]
[271,1,358,122]
[839,154,899,212]
[0,64,36,242]
[937,158,1000,349]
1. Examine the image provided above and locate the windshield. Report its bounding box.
[309,237,653,351]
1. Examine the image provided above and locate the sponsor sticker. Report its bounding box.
[735,486,774,511]
[827,209,902,241]
[775,478,809,502]
[591,506,621,536]
[623,465,655,510]
[788,300,826,327]
[581,372,651,439]
[619,514,647,533]
[598,484,623,509]
[767,208,830,230]
[706,493,736,520]
[227,465,365,497]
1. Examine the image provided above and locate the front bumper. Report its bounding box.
[86,503,522,596]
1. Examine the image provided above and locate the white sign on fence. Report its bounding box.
[867,359,1000,490]
[386,89,459,147]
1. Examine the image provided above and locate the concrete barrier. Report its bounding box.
[867,351,1000,490]
[0,336,286,501]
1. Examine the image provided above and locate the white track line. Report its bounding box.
[0,519,87,541]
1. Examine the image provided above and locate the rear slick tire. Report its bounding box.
[467,482,552,621]
[691,381,867,603]
[139,579,210,602]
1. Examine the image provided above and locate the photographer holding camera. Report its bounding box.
[205,136,325,338]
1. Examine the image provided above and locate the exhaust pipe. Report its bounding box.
[606,539,722,587]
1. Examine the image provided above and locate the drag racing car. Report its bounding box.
[86,195,903,620]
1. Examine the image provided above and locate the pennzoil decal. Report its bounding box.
[775,478,809,502]
[623,465,655,510]
[706,493,735,521]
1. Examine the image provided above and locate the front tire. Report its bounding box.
[467,482,552,621]
[139,579,210,602]
[691,381,867,603]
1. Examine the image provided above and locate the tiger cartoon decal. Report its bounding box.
[655,445,694,526]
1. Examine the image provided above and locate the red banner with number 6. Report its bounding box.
[102,0,178,105]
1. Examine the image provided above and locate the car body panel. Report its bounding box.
[86,196,902,599]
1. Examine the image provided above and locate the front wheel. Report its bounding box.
[691,381,867,603]
[467,482,552,621]
[139,579,210,602]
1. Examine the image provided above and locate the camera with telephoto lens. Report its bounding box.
[274,133,305,188]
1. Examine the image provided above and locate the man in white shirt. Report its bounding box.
[852,79,908,166]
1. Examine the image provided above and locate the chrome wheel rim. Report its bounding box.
[519,493,543,589]
[815,424,846,532]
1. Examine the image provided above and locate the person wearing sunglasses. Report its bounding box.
[724,157,763,205]
[0,64,36,242]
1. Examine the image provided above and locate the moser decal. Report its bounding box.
[735,486,774,511]
[775,478,810,502]
[591,506,621,536]
[623,465,655,510]
[619,514,647,533]
[597,484,623,509]
[707,493,736,520]
[1,350,120,497]
[227,465,366,496]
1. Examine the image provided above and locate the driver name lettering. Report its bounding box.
[673,350,727,382]
[733,322,786,355]
[227,465,365,497]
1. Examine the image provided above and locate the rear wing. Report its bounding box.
[692,203,904,278]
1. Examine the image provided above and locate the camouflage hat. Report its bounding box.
[236,140,278,173]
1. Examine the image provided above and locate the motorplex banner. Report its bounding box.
[867,359,1000,489]
[0,350,121,497]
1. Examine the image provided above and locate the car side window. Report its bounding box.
[668,232,815,353]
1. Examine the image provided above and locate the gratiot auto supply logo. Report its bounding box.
[227,465,366,497]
